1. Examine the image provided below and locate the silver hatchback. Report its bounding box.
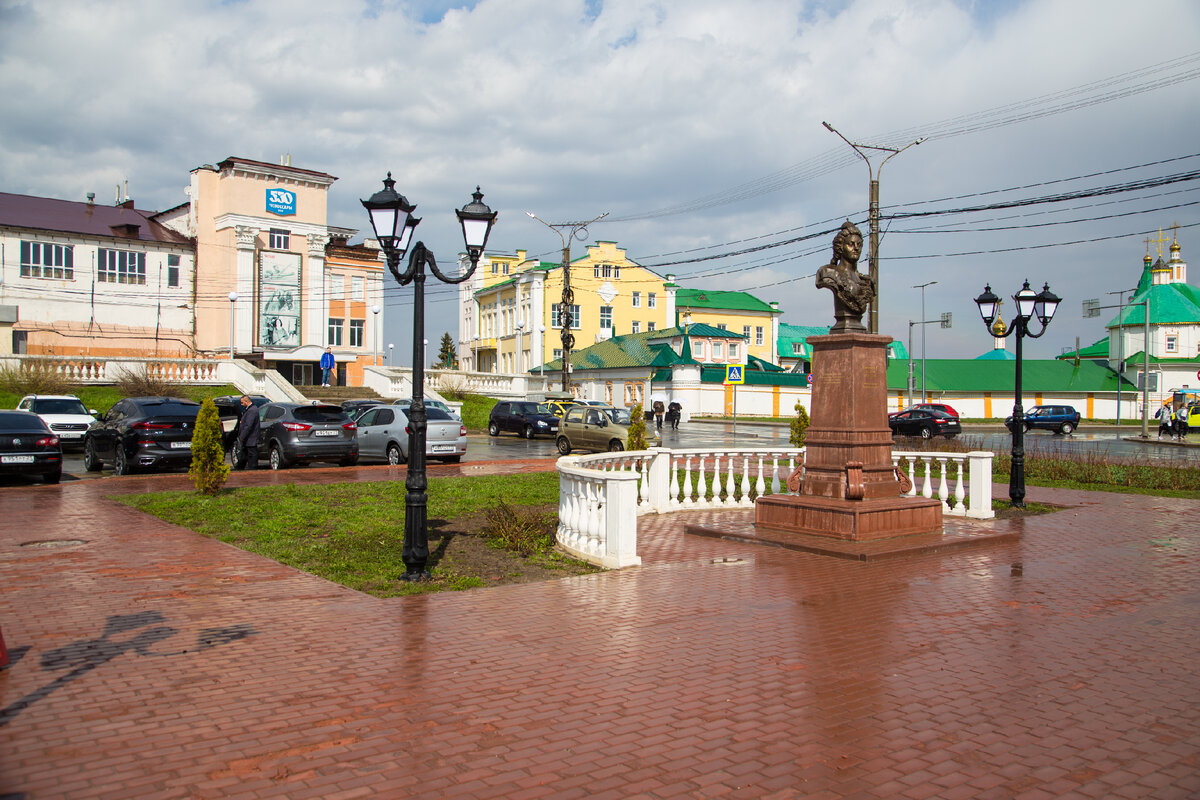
[356,404,467,464]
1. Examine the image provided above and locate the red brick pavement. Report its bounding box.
[1,467,1198,799]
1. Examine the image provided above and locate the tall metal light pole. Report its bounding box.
[914,281,936,401]
[387,342,394,367]
[227,292,238,359]
[371,304,381,366]
[976,280,1061,507]
[822,122,924,334]
[526,211,608,392]
[363,176,496,580]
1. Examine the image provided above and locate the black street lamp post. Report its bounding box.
[975,279,1061,508]
[363,174,497,579]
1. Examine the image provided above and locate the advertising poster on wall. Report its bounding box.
[259,251,301,348]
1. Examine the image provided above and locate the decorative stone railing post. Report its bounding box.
[967,451,996,519]
[645,449,672,513]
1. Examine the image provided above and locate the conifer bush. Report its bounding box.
[789,400,810,447]
[188,398,229,495]
[627,402,649,450]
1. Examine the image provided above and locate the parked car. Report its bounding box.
[83,397,201,475]
[244,402,359,470]
[542,399,578,418]
[341,398,386,420]
[0,410,63,484]
[16,394,97,450]
[1187,403,1200,428]
[1005,405,1081,434]
[212,394,270,451]
[556,404,657,454]
[888,408,961,439]
[913,402,960,418]
[488,400,561,439]
[357,404,467,464]
[391,397,461,421]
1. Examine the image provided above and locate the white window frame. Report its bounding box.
[756,326,765,346]
[648,292,657,308]
[743,325,751,340]
[328,317,344,346]
[713,342,724,359]
[600,306,613,329]
[268,228,290,250]
[351,276,364,301]
[349,319,365,347]
[693,340,705,358]
[98,248,145,285]
[1165,334,1179,353]
[647,321,656,331]
[632,291,641,307]
[631,320,641,334]
[20,241,74,280]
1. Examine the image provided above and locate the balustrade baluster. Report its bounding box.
[921,457,933,499]
[724,453,737,507]
[638,457,650,508]
[770,455,781,495]
[739,456,753,507]
[586,480,602,556]
[755,455,766,499]
[682,456,695,507]
[953,458,966,515]
[668,454,680,509]
[697,455,710,507]
[937,457,950,513]
[907,457,918,496]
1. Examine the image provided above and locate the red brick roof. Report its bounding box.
[0,192,192,245]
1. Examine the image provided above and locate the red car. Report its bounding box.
[914,402,960,418]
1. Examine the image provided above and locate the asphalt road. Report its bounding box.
[12,421,1198,488]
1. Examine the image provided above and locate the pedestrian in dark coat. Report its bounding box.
[667,400,682,430]
[237,395,261,469]
[652,399,665,430]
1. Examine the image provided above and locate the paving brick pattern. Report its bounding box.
[1,467,1198,799]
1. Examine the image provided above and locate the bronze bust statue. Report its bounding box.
[816,221,875,332]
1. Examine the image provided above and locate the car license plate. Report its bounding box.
[314,430,338,437]
[431,445,455,453]
[1,455,35,464]
[59,432,83,439]
[170,441,192,449]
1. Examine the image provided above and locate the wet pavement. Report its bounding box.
[1,465,1198,798]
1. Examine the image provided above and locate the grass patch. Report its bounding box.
[115,471,598,597]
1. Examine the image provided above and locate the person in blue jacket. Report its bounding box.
[320,347,335,387]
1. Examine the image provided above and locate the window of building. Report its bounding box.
[614,265,621,279]
[632,291,641,307]
[713,342,724,359]
[552,303,581,329]
[600,306,613,329]
[1165,334,1178,353]
[693,340,704,357]
[792,342,804,355]
[268,228,290,250]
[351,276,364,301]
[97,248,145,284]
[743,325,751,340]
[631,320,641,334]
[167,254,180,287]
[502,263,509,275]
[648,292,657,308]
[349,319,365,347]
[491,263,499,274]
[729,343,739,358]
[716,323,727,330]
[553,348,563,361]
[647,321,656,331]
[332,275,344,300]
[20,241,74,280]
[328,318,344,346]
[756,326,765,346]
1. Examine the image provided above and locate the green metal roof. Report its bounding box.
[537,329,682,373]
[976,348,1017,361]
[676,288,776,313]
[777,323,907,360]
[1055,336,1109,361]
[886,359,1133,392]
[1121,351,1200,366]
[1106,281,1200,328]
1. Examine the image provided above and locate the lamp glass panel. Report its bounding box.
[1015,290,1036,320]
[369,207,399,242]
[976,299,997,324]
[461,218,490,250]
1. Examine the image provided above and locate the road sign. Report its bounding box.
[725,365,744,384]
[806,373,814,384]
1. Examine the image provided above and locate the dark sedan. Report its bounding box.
[83,397,201,475]
[0,410,62,484]
[249,402,358,470]
[888,408,961,439]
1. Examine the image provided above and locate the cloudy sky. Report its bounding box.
[3,0,1199,363]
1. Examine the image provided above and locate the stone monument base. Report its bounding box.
[755,493,943,541]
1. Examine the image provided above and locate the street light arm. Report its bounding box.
[386,228,424,286]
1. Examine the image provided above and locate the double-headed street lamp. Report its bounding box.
[362,175,497,580]
[975,279,1061,508]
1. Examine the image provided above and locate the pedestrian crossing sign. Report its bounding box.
[725,365,744,384]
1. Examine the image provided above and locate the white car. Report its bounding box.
[17,394,97,450]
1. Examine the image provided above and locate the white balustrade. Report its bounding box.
[557,446,995,568]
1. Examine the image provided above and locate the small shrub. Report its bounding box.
[188,398,229,495]
[789,400,810,447]
[115,365,175,397]
[479,502,557,556]
[0,360,74,396]
[627,402,648,450]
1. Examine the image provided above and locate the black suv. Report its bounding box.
[83,397,201,475]
[488,400,561,439]
[249,402,359,470]
[1006,405,1081,435]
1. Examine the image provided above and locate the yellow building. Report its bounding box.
[673,288,781,365]
[460,241,678,374]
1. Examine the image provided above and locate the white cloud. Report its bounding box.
[1,0,1198,359]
